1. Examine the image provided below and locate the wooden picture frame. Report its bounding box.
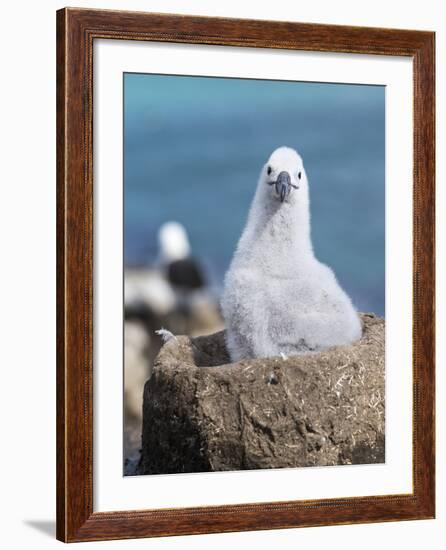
[56,7,435,542]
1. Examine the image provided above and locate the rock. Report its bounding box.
[139,314,385,474]
[125,320,151,419]
[124,320,150,471]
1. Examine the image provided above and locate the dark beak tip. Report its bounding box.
[269,171,295,202]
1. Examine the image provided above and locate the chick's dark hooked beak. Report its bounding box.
[268,171,298,202]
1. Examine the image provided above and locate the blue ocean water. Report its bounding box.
[124,74,385,316]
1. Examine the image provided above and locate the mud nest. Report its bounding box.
[138,313,385,475]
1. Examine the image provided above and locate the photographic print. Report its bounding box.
[57,9,435,541]
[123,73,385,476]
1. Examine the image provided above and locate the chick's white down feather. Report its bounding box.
[221,146,362,362]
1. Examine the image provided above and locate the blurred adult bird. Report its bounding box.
[158,221,206,292]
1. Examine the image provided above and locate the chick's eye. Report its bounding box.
[298,172,302,180]
[267,166,272,175]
